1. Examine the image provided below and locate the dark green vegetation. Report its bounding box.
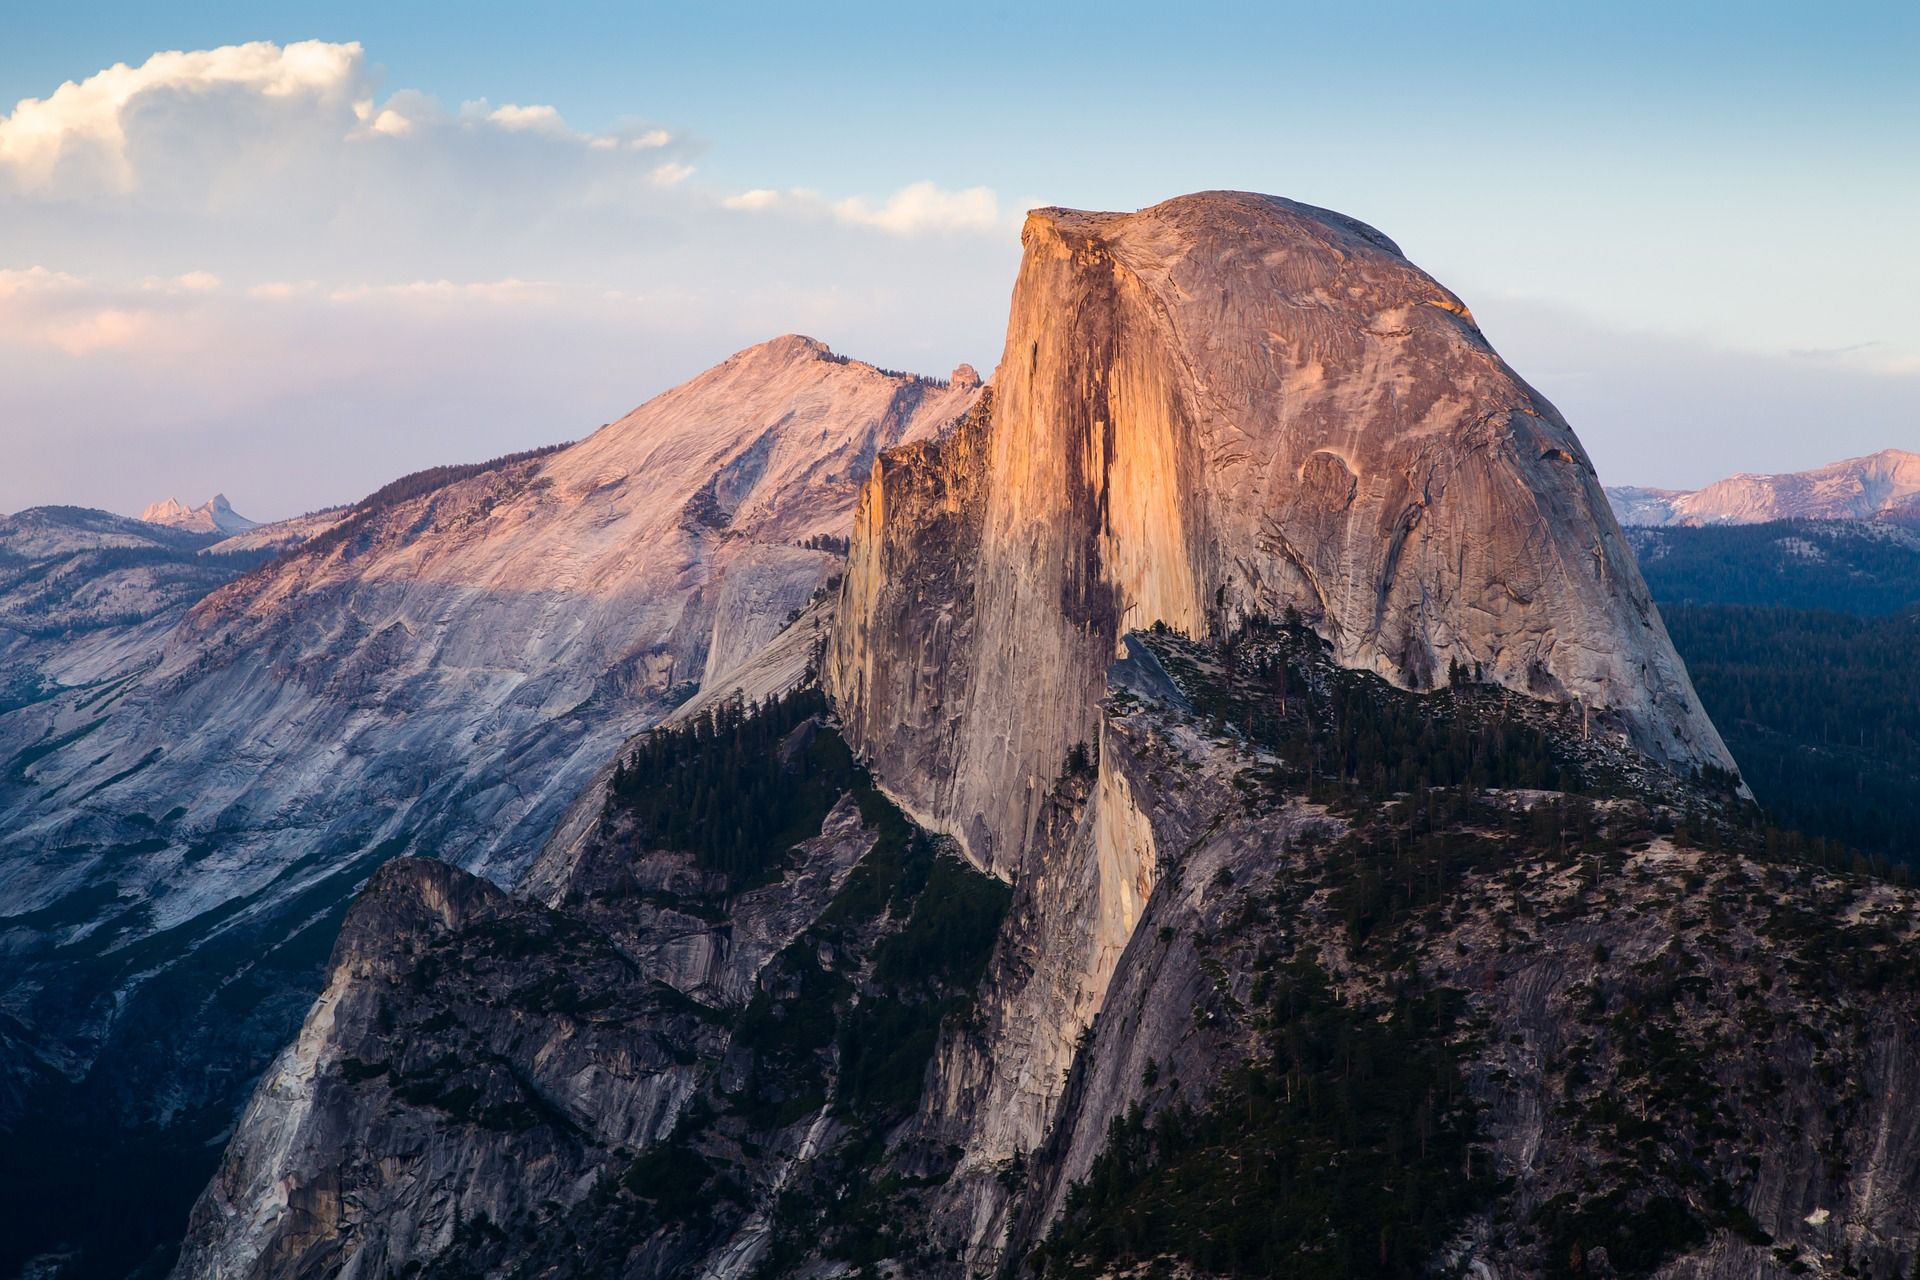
[1037,617,1920,1280]
[1622,520,1920,865]
[1039,960,1491,1278]
[1627,520,1920,615]
[1145,615,1635,804]
[737,815,1012,1277]
[416,693,1011,1279]
[609,686,845,887]
[1662,605,1920,862]
[1037,638,1615,1278]
[696,723,1012,1274]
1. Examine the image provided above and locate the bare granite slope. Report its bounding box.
[0,337,978,1275]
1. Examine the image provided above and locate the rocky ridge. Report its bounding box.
[172,613,1920,1280]
[1608,448,1920,527]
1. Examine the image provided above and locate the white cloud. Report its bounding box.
[166,270,222,291]
[649,161,694,187]
[483,103,568,133]
[0,40,367,192]
[833,181,1001,235]
[0,41,689,205]
[722,187,784,211]
[722,180,1005,236]
[0,263,225,357]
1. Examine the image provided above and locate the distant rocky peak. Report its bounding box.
[1607,447,1920,527]
[140,493,260,535]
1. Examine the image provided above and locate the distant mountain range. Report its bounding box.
[139,493,260,536]
[1607,447,1920,526]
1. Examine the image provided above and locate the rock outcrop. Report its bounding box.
[1007,627,1920,1280]
[172,672,1011,1280]
[831,192,1731,882]
[1608,447,1920,526]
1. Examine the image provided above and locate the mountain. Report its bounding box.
[1,505,243,641]
[140,494,262,536]
[167,193,1920,1280]
[200,507,352,557]
[1607,448,1920,526]
[829,190,1734,1265]
[0,338,980,1280]
[832,192,1730,881]
[0,505,291,746]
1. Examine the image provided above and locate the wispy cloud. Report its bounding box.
[0,40,698,201]
[833,181,1003,235]
[722,180,1007,236]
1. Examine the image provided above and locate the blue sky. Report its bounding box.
[2,1,1915,517]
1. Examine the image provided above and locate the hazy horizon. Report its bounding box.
[4,1,1916,520]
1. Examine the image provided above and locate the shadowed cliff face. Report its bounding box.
[830,191,1731,879]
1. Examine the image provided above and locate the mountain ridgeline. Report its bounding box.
[1607,448,1920,528]
[0,339,981,1279]
[22,191,1920,1280]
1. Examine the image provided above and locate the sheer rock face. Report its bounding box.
[831,191,1731,879]
[168,734,890,1280]
[167,857,725,1280]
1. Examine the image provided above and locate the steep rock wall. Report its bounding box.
[830,191,1732,880]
